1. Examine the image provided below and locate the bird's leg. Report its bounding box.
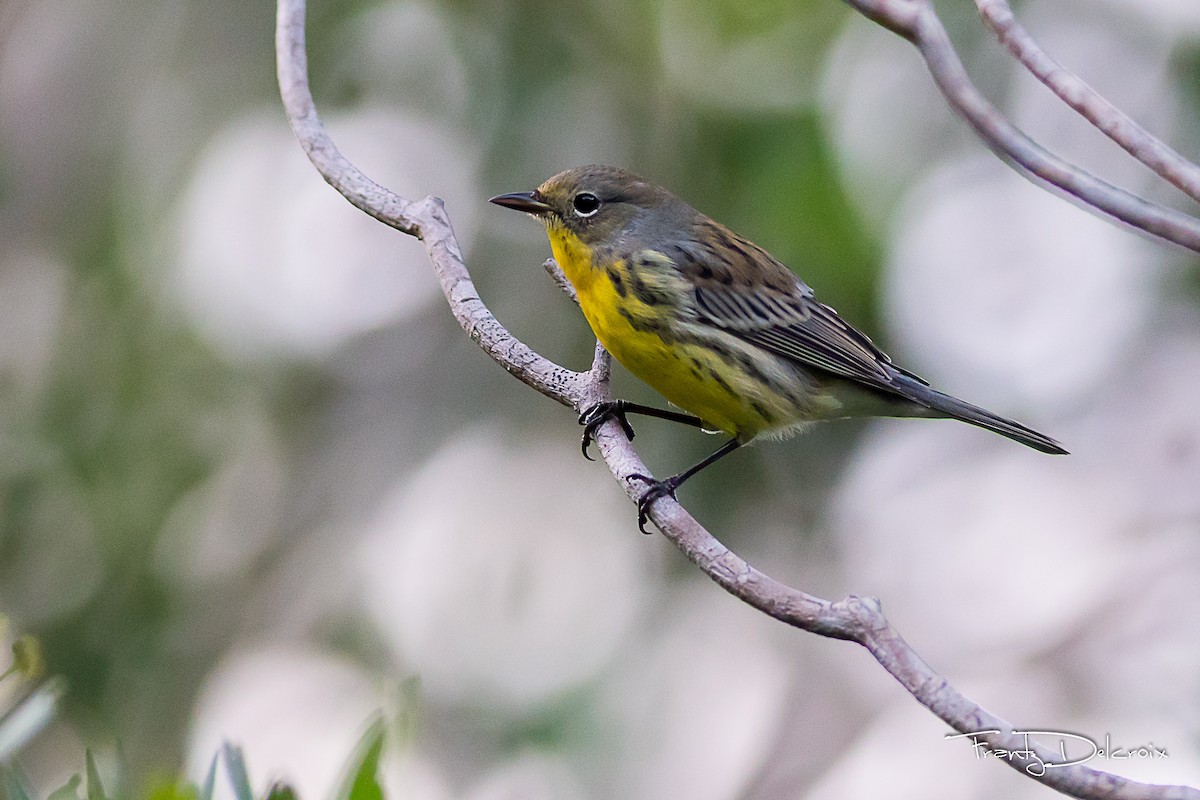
[578,400,705,460]
[627,438,743,533]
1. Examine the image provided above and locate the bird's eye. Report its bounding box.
[572,192,601,217]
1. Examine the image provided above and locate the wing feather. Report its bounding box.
[661,219,928,389]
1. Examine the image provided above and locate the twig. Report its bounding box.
[975,0,1200,205]
[275,1,1198,797]
[544,259,579,305]
[276,3,584,404]
[841,0,1200,254]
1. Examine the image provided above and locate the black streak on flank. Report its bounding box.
[617,307,676,342]
[627,269,666,307]
[750,400,774,424]
[607,267,627,297]
[708,343,801,406]
[705,366,738,397]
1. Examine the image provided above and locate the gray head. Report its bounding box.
[490,165,693,249]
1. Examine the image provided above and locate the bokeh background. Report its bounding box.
[2,0,1200,797]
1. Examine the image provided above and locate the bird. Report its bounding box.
[490,165,1066,531]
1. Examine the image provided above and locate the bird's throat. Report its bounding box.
[545,225,599,295]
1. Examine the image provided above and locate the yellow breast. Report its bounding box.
[545,226,790,436]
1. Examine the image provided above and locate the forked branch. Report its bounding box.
[842,0,1200,252]
[975,0,1200,204]
[275,1,1197,797]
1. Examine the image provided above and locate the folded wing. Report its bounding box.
[663,220,925,391]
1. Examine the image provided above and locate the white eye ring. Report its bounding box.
[572,192,601,218]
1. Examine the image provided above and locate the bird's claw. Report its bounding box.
[578,401,636,460]
[627,473,677,534]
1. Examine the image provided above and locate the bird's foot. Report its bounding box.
[626,473,678,534]
[578,400,636,460]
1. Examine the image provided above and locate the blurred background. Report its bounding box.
[2,0,1199,797]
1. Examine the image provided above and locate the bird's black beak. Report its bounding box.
[489,191,553,216]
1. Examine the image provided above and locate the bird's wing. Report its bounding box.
[693,281,904,386]
[667,221,927,389]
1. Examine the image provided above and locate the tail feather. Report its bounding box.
[891,376,1068,455]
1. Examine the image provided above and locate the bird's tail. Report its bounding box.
[891,375,1068,455]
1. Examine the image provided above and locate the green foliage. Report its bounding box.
[332,720,385,800]
[44,776,81,800]
[9,637,44,683]
[197,755,217,800]
[143,780,198,800]
[219,746,253,800]
[84,752,106,800]
[1,617,388,800]
[0,725,387,800]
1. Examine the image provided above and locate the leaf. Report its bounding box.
[199,752,219,800]
[334,719,386,800]
[46,774,82,800]
[263,783,297,800]
[0,680,65,761]
[85,750,106,800]
[144,779,199,800]
[220,744,253,800]
[11,637,45,682]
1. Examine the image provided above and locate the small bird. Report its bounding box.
[491,166,1066,531]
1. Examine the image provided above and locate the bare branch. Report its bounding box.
[276,0,586,405]
[544,258,579,306]
[275,1,1198,797]
[976,0,1200,205]
[842,0,1200,254]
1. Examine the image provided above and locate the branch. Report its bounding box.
[274,2,1198,797]
[276,6,583,405]
[976,0,1200,205]
[841,0,1200,254]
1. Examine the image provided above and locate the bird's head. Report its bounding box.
[490,165,686,249]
